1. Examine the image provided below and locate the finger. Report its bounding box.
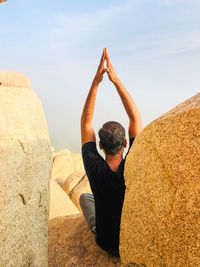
[105,48,111,66]
[99,64,106,73]
[97,55,105,73]
[106,67,111,74]
[99,48,106,66]
[99,68,106,76]
[102,68,106,74]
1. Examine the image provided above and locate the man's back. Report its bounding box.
[82,138,134,255]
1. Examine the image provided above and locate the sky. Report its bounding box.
[0,0,200,153]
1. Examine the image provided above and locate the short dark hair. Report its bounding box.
[98,121,125,155]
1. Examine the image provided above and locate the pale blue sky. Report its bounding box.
[0,0,200,152]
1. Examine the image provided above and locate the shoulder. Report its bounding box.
[82,141,100,158]
[81,142,107,187]
[82,141,105,169]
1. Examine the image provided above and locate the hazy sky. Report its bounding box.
[1,0,200,152]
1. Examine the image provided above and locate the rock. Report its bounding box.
[62,172,92,211]
[84,181,92,195]
[120,93,200,266]
[62,171,85,195]
[52,151,85,182]
[48,214,120,267]
[55,177,65,187]
[0,71,52,267]
[49,179,79,220]
[70,175,92,211]
[52,148,71,160]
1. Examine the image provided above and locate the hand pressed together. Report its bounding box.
[93,48,106,85]
[81,47,143,146]
[105,48,119,84]
[93,48,119,85]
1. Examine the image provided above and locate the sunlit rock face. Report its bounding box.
[52,150,85,182]
[120,93,200,267]
[0,71,52,267]
[48,214,121,267]
[62,172,92,211]
[49,179,79,219]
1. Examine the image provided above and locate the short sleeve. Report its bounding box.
[125,137,135,158]
[82,142,104,178]
[129,137,135,148]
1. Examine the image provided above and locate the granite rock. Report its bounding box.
[55,177,65,187]
[62,172,92,211]
[48,214,120,267]
[52,150,85,182]
[62,171,85,195]
[49,179,79,219]
[52,148,71,160]
[0,71,52,267]
[70,174,92,211]
[120,93,200,266]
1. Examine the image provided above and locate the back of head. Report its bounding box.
[98,121,125,155]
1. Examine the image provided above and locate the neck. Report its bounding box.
[105,152,123,172]
[105,153,123,162]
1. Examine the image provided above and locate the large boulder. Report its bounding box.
[70,174,92,211]
[62,172,92,211]
[52,150,85,182]
[62,171,85,195]
[48,214,120,266]
[120,93,200,266]
[0,71,52,266]
[49,179,79,219]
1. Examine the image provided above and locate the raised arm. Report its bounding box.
[81,49,106,146]
[105,48,142,138]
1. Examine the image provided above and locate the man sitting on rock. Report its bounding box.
[80,48,142,256]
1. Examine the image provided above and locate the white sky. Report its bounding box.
[0,0,200,152]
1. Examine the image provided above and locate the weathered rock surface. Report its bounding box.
[120,93,200,266]
[52,148,71,160]
[62,171,85,195]
[0,71,52,267]
[52,150,85,182]
[55,177,65,187]
[48,214,120,267]
[70,175,92,211]
[49,179,79,219]
[62,172,92,211]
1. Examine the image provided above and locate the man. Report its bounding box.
[80,48,142,256]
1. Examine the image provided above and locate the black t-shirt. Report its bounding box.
[81,138,135,255]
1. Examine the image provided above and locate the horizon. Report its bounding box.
[1,0,200,152]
